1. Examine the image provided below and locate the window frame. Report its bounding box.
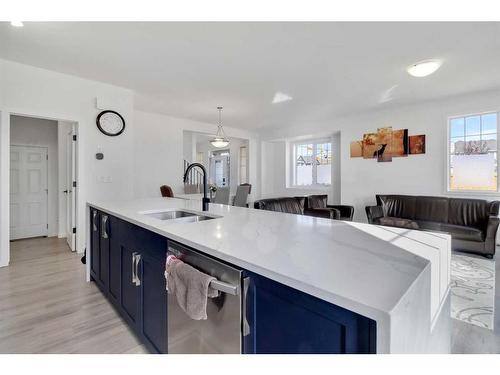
[290,138,333,188]
[446,110,499,195]
[239,145,248,185]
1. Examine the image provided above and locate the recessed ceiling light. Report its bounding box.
[272,92,293,104]
[407,59,442,78]
[10,21,24,27]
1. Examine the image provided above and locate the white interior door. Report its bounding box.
[65,127,76,251]
[10,145,48,240]
[210,155,230,187]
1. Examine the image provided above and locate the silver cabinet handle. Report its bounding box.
[132,252,138,284]
[242,277,251,337]
[92,210,97,231]
[135,254,141,286]
[101,215,109,239]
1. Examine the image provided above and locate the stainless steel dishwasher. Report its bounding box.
[167,241,245,354]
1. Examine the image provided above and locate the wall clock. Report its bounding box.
[96,110,125,136]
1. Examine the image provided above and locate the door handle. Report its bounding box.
[63,190,68,194]
[134,254,142,286]
[101,215,109,239]
[92,210,97,231]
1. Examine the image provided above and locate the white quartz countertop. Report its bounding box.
[87,198,449,324]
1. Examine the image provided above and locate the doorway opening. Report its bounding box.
[9,114,78,251]
[182,130,250,194]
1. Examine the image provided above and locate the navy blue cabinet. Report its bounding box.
[139,249,168,353]
[108,216,121,305]
[243,272,376,354]
[89,209,100,282]
[90,208,376,354]
[98,214,110,289]
[119,226,141,330]
[90,209,168,353]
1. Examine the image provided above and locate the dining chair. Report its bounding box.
[160,185,174,198]
[213,187,230,205]
[239,183,252,194]
[233,185,250,207]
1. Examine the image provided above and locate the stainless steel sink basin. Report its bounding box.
[140,210,218,223]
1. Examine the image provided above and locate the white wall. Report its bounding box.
[133,110,260,199]
[261,133,342,204]
[10,115,59,237]
[261,89,500,222]
[0,59,135,263]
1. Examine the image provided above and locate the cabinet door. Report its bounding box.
[121,239,140,329]
[138,250,168,354]
[90,209,100,280]
[108,216,122,305]
[243,272,376,354]
[98,214,110,289]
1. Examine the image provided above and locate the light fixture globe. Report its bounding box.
[210,106,230,148]
[407,59,442,77]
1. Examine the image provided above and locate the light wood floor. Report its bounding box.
[0,237,147,354]
[2,237,499,354]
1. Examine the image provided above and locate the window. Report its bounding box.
[448,112,498,192]
[239,146,248,184]
[292,139,332,187]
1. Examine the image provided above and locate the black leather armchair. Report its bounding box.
[305,195,354,221]
[253,196,340,220]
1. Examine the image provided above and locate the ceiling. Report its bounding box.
[1,22,499,131]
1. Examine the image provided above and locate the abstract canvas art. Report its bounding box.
[351,127,424,162]
[376,127,393,162]
[409,135,426,154]
[350,141,363,158]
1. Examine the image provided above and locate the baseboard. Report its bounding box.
[57,233,67,239]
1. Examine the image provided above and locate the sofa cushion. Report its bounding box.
[415,196,449,223]
[448,198,489,229]
[378,217,419,229]
[377,195,416,220]
[415,220,442,232]
[440,223,485,242]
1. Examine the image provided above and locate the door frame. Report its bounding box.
[65,125,77,251]
[209,152,231,187]
[0,110,81,267]
[9,144,49,240]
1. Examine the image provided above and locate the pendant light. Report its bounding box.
[210,106,230,148]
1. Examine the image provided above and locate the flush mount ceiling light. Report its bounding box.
[10,21,24,27]
[407,59,442,77]
[272,91,293,104]
[210,106,230,148]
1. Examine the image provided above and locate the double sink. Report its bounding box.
[140,209,219,223]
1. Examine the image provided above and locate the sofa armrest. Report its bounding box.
[365,205,384,224]
[484,216,500,255]
[327,205,354,221]
[304,207,341,220]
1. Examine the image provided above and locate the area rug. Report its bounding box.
[450,253,495,330]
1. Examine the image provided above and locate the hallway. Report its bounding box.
[0,237,146,353]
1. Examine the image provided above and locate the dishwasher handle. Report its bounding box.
[210,279,239,296]
[167,249,240,296]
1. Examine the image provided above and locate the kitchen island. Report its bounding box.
[86,197,451,354]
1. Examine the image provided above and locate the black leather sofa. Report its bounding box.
[366,194,500,258]
[305,195,355,221]
[254,196,341,219]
